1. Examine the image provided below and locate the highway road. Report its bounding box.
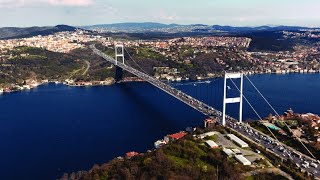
[228,121,320,178]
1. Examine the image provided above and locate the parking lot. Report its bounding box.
[214,132,264,163]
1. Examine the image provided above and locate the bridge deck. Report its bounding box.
[90,44,235,120]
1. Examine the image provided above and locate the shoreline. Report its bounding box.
[1,71,320,95]
[1,73,320,179]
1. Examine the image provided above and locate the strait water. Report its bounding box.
[0,73,320,179]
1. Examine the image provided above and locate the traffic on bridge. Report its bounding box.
[90,44,227,118]
[90,44,319,178]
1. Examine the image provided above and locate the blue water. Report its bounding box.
[0,73,319,179]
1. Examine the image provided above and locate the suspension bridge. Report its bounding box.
[90,44,319,177]
[90,44,232,120]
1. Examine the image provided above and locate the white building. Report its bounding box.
[223,148,234,157]
[154,140,166,149]
[235,155,251,166]
[227,134,249,148]
[205,140,219,149]
[232,148,242,155]
[198,131,216,139]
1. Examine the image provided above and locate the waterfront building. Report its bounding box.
[164,132,187,143]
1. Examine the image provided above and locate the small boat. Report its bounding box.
[205,80,211,84]
[227,86,231,90]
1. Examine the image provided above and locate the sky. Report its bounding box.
[0,0,320,27]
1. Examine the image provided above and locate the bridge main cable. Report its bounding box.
[89,44,238,121]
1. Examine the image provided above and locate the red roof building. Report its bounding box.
[126,151,139,158]
[169,132,187,139]
[165,132,187,142]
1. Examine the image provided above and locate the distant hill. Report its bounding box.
[211,25,318,32]
[81,22,185,30]
[81,22,320,33]
[0,25,77,40]
[1,23,319,40]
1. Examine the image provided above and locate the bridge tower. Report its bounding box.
[115,44,125,65]
[222,73,243,126]
[115,44,125,81]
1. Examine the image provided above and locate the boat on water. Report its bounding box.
[227,86,231,90]
[205,80,211,84]
[0,89,3,94]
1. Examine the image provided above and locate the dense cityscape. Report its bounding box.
[0,29,320,92]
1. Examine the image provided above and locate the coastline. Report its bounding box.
[0,79,115,95]
[1,73,320,179]
[1,71,320,95]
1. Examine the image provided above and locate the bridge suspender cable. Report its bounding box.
[123,47,150,75]
[123,47,282,148]
[243,74,317,159]
[228,72,316,160]
[225,73,281,144]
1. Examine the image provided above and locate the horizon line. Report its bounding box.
[1,22,320,29]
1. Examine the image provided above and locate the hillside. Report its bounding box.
[0,25,77,40]
[0,46,115,87]
[60,129,290,180]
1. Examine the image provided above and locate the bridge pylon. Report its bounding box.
[115,44,125,65]
[222,72,243,126]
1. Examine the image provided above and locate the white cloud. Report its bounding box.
[0,0,93,7]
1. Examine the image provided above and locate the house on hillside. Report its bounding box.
[164,132,187,143]
[126,151,139,158]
